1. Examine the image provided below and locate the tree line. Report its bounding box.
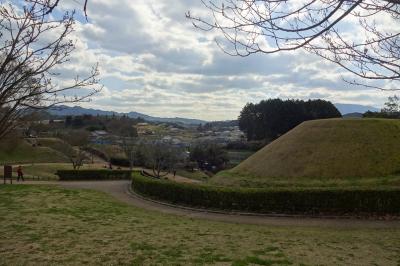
[364,95,400,119]
[239,99,341,141]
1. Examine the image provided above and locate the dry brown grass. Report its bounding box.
[213,118,400,188]
[1,184,400,265]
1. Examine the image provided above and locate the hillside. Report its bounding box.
[212,118,400,188]
[0,139,68,165]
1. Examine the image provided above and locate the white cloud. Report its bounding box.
[46,0,396,120]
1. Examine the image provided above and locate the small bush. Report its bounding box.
[132,173,400,215]
[56,169,134,181]
[110,157,130,167]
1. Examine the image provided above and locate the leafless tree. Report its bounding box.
[0,0,101,140]
[108,119,138,170]
[121,136,137,170]
[59,129,90,170]
[187,0,400,89]
[44,0,89,20]
[148,142,180,178]
[382,95,400,113]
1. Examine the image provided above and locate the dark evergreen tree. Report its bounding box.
[239,99,341,141]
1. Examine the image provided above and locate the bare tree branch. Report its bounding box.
[0,0,101,140]
[187,0,400,89]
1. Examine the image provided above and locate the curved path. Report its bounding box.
[24,180,400,229]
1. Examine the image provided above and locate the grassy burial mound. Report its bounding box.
[212,118,400,188]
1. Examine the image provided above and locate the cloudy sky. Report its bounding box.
[53,0,395,121]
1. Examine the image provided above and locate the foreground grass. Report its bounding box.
[1,185,400,265]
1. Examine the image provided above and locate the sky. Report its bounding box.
[50,0,396,121]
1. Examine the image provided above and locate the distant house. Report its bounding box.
[90,130,112,144]
[162,136,172,142]
[137,122,149,126]
[50,119,64,124]
[38,120,51,125]
[141,129,155,135]
[159,136,189,148]
[171,138,181,145]
[194,127,245,145]
[92,130,108,136]
[136,123,155,136]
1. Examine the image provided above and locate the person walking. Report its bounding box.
[17,166,24,182]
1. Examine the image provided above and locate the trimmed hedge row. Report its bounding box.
[132,173,400,215]
[56,170,134,181]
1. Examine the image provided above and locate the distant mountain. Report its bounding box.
[48,105,207,125]
[49,105,116,117]
[342,112,363,118]
[204,120,239,127]
[334,103,379,115]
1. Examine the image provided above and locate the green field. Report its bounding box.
[213,119,400,188]
[1,185,399,265]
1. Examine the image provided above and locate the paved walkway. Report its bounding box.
[23,180,400,228]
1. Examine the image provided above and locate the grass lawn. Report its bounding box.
[1,185,399,265]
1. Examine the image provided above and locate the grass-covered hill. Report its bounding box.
[0,138,68,165]
[211,118,400,188]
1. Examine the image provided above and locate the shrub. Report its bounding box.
[56,169,134,181]
[110,157,130,167]
[132,173,400,215]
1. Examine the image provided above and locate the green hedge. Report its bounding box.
[132,173,400,215]
[56,170,134,181]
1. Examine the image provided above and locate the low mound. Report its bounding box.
[213,119,400,187]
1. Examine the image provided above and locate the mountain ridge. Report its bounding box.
[334,103,379,114]
[48,105,207,125]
